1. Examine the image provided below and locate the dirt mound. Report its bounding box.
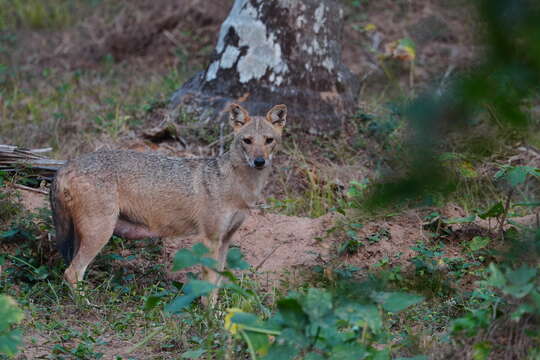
[347,212,425,268]
[163,212,337,278]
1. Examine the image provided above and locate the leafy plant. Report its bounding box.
[491,165,540,238]
[451,263,540,350]
[225,288,424,360]
[146,243,253,314]
[0,294,24,356]
[153,244,426,359]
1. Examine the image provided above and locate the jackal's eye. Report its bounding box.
[265,137,274,144]
[243,138,252,145]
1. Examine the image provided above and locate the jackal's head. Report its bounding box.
[229,103,287,170]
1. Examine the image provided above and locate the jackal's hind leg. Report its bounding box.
[64,212,118,289]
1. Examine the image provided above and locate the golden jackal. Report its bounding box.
[50,104,286,295]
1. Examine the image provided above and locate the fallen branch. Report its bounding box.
[13,183,49,195]
[0,144,65,183]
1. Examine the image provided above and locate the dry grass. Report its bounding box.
[0,63,186,158]
[0,0,226,159]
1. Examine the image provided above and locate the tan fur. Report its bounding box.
[50,104,287,302]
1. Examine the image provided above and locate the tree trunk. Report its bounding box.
[169,0,359,133]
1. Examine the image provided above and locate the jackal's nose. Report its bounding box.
[253,157,266,169]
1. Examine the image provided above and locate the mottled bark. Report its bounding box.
[170,0,359,133]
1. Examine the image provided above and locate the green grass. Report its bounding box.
[0,0,97,30]
[0,64,187,157]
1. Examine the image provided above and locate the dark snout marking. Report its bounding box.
[254,157,265,169]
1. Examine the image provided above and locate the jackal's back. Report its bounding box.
[51,150,231,243]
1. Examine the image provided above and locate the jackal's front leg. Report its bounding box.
[200,211,246,306]
[201,236,222,286]
[200,236,222,307]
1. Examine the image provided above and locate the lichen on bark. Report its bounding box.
[170,0,359,133]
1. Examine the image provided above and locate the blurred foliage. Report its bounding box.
[362,0,540,209]
[451,261,540,358]
[346,1,540,355]
[0,294,24,356]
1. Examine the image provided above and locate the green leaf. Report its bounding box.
[443,215,476,224]
[458,161,478,178]
[505,166,534,187]
[486,263,506,288]
[472,341,492,360]
[33,265,49,280]
[165,294,198,313]
[172,249,201,271]
[221,281,251,299]
[375,292,424,313]
[181,349,206,359]
[263,343,299,360]
[513,201,540,207]
[503,283,534,298]
[451,317,478,336]
[478,202,504,219]
[304,352,325,360]
[199,257,219,269]
[0,229,19,239]
[231,313,278,357]
[143,295,161,311]
[468,236,491,252]
[336,303,382,332]
[231,312,261,327]
[370,348,391,360]
[226,247,250,270]
[0,296,24,333]
[506,265,537,286]
[184,280,216,297]
[395,356,428,360]
[494,168,507,180]
[277,299,308,329]
[241,329,271,357]
[172,243,217,271]
[329,343,367,360]
[0,296,23,356]
[511,304,534,321]
[192,243,210,257]
[0,330,23,357]
[303,288,333,321]
[357,304,382,332]
[530,290,540,308]
[279,328,309,348]
[164,280,216,313]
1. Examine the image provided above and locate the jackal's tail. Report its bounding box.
[50,177,77,264]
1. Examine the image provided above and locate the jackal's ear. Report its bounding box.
[229,103,251,131]
[266,104,287,131]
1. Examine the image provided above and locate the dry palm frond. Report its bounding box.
[0,145,64,183]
